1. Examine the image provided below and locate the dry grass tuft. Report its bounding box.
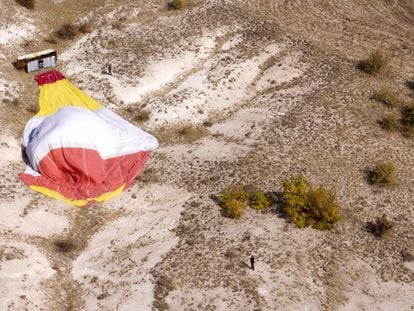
[372,88,400,108]
[56,23,78,40]
[358,49,388,74]
[378,114,399,132]
[364,214,393,238]
[367,161,397,187]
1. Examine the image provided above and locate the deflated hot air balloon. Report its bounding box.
[19,70,158,206]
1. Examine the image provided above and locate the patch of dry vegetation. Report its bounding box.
[56,23,78,40]
[78,22,92,34]
[364,214,393,238]
[367,161,397,187]
[372,88,400,108]
[155,123,209,145]
[358,49,388,74]
[138,167,159,184]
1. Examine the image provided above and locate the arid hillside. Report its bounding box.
[0,0,413,310]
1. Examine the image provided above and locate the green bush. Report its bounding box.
[368,161,397,186]
[365,214,393,237]
[372,88,399,108]
[358,50,388,74]
[16,0,35,9]
[249,190,271,210]
[281,176,340,230]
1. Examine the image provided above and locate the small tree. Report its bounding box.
[282,176,340,230]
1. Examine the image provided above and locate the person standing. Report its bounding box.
[108,63,112,75]
[250,255,255,271]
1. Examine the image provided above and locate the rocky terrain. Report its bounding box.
[0,0,413,310]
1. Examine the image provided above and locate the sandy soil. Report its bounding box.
[0,0,413,310]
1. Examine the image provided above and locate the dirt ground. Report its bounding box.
[0,0,413,310]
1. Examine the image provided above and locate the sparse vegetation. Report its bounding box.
[15,0,35,9]
[78,22,92,34]
[139,167,159,184]
[367,161,397,187]
[111,20,125,30]
[372,88,400,108]
[358,49,388,74]
[53,239,76,253]
[44,33,58,44]
[281,176,340,230]
[154,123,209,145]
[364,214,393,238]
[56,23,78,40]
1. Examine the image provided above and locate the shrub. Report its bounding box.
[249,190,271,210]
[281,176,340,230]
[219,185,248,219]
[169,0,187,10]
[224,199,245,219]
[378,115,399,131]
[358,50,388,74]
[401,104,414,128]
[54,239,76,253]
[16,0,35,9]
[219,185,248,206]
[56,23,78,40]
[372,88,399,108]
[134,109,151,122]
[365,214,393,237]
[367,161,397,186]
